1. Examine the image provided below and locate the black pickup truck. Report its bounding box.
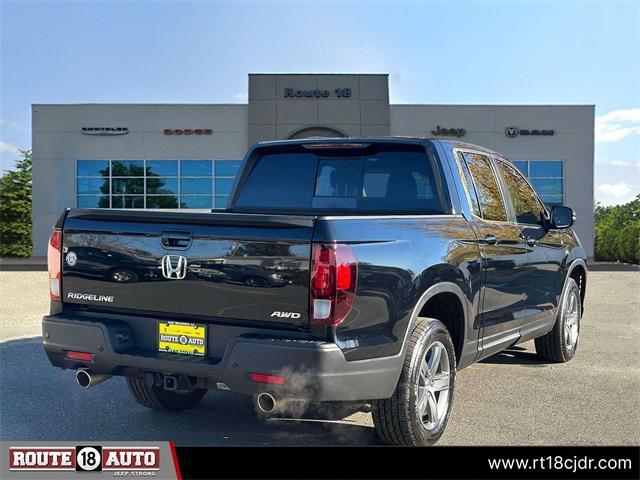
[43,137,587,446]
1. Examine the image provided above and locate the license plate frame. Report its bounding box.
[158,321,206,356]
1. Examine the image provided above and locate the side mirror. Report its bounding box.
[550,206,575,229]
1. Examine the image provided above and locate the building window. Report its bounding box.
[76,160,110,208]
[513,160,564,207]
[76,159,242,209]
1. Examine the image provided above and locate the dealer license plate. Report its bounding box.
[158,321,206,356]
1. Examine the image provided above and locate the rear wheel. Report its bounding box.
[372,317,456,446]
[126,378,206,411]
[244,276,268,288]
[535,278,581,363]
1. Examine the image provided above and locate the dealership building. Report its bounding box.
[32,73,595,256]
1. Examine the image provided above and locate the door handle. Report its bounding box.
[161,231,192,249]
[483,234,498,245]
[519,232,538,247]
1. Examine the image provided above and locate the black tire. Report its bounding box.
[126,378,207,412]
[372,317,456,446]
[535,278,582,363]
[244,276,268,288]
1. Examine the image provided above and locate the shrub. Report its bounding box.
[594,194,640,264]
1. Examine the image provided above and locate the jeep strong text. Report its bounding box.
[43,138,587,446]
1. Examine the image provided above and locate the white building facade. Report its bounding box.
[32,73,594,256]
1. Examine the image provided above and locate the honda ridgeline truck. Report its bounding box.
[43,138,587,445]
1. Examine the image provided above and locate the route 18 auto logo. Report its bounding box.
[9,445,160,474]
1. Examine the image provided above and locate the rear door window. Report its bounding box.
[462,152,508,222]
[456,152,482,217]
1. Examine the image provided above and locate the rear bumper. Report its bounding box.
[42,315,402,402]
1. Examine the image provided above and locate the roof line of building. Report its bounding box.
[248,72,388,76]
[393,104,596,107]
[33,103,248,107]
[32,102,596,107]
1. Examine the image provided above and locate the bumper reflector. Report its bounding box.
[250,373,286,385]
[66,351,94,361]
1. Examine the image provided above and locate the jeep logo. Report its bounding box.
[431,125,466,138]
[270,311,301,319]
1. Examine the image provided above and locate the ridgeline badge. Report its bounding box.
[67,292,114,303]
[431,126,466,138]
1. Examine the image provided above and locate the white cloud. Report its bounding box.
[597,182,633,198]
[0,140,21,156]
[0,119,29,134]
[232,92,248,103]
[609,160,640,171]
[595,108,640,142]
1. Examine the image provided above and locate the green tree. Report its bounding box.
[146,168,178,208]
[594,194,640,264]
[0,149,32,257]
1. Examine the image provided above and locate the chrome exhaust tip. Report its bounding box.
[256,392,277,413]
[76,369,111,388]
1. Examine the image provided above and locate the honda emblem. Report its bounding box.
[161,255,187,280]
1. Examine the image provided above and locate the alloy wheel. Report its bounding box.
[415,341,451,430]
[564,291,580,350]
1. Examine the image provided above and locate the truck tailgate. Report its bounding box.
[61,209,314,328]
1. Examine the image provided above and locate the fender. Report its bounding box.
[398,281,474,369]
[560,258,588,312]
[369,281,472,393]
[533,258,587,340]
[531,257,587,342]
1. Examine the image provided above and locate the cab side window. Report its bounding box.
[456,152,482,217]
[496,159,546,225]
[462,153,507,222]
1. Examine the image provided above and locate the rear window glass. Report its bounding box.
[235,148,446,214]
[233,153,317,209]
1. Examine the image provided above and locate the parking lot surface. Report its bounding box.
[1,269,638,445]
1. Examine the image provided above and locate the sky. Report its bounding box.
[1,0,638,206]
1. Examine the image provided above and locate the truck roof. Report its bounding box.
[253,136,503,158]
[255,136,426,147]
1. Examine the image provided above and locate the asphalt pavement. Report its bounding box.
[0,269,638,445]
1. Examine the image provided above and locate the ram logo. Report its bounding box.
[505,126,519,138]
[270,311,301,319]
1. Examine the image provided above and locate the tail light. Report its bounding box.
[303,143,370,149]
[65,350,94,362]
[47,229,62,301]
[310,244,357,326]
[250,373,286,385]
